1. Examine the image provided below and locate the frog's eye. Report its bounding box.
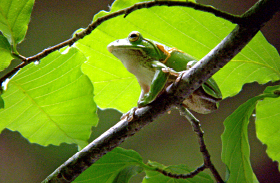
[128,32,140,42]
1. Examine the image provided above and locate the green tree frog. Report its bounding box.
[107,31,222,114]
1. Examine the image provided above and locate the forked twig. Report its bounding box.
[154,105,224,182]
[177,105,224,182]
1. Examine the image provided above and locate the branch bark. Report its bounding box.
[41,0,280,182]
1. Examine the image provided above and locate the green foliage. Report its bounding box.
[0,48,98,148]
[215,33,280,97]
[74,147,214,183]
[75,0,280,113]
[74,147,144,183]
[0,35,13,71]
[221,86,280,183]
[256,86,280,171]
[0,0,279,182]
[0,0,34,46]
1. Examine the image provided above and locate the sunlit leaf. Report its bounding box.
[0,0,34,46]
[255,85,280,170]
[215,34,280,97]
[75,0,280,112]
[74,147,144,183]
[143,161,213,183]
[0,35,13,71]
[221,86,279,183]
[0,48,98,147]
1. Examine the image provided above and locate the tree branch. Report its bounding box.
[42,0,280,182]
[1,0,240,85]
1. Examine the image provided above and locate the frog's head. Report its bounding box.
[107,31,166,62]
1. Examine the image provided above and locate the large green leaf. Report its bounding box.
[0,48,98,147]
[215,35,280,97]
[143,161,213,183]
[0,0,34,46]
[255,85,280,170]
[221,86,279,183]
[0,35,13,71]
[75,0,280,112]
[74,147,144,183]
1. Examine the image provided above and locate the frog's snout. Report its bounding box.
[107,40,121,53]
[107,43,114,53]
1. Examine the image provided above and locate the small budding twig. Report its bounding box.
[155,105,224,182]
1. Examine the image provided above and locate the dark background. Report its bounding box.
[0,0,279,182]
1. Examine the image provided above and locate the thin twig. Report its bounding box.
[0,1,241,85]
[123,1,242,23]
[177,105,224,183]
[155,164,206,179]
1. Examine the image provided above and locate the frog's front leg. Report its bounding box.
[138,61,170,107]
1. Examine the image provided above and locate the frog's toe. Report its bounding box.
[161,68,179,77]
[121,107,137,122]
[175,72,184,83]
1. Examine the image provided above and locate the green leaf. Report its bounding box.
[0,96,3,108]
[143,161,213,183]
[215,34,280,97]
[0,0,35,45]
[74,147,213,182]
[255,85,280,170]
[0,35,13,71]
[75,0,280,112]
[0,48,98,147]
[113,165,143,183]
[73,147,144,183]
[221,87,279,183]
[221,98,259,183]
